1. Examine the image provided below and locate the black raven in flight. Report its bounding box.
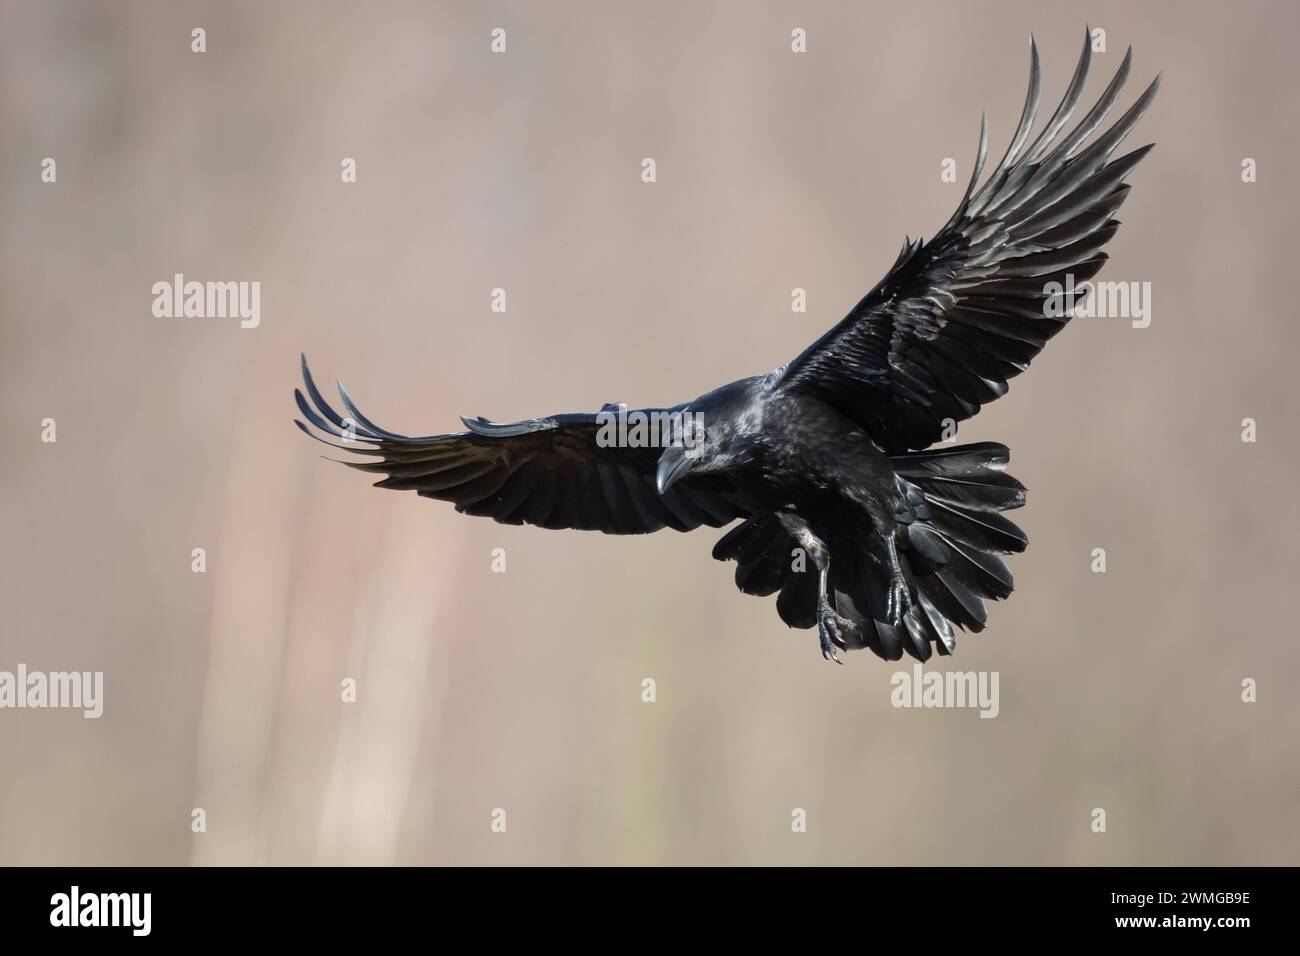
[296,31,1158,663]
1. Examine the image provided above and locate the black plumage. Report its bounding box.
[296,31,1158,662]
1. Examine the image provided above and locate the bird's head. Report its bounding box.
[654,410,708,494]
[654,378,759,494]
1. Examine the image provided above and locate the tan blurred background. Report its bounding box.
[1,0,1297,866]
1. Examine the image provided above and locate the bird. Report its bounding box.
[295,29,1159,664]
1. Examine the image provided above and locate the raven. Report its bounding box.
[295,31,1159,663]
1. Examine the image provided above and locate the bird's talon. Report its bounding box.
[817,603,855,663]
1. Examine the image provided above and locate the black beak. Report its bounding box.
[656,446,696,495]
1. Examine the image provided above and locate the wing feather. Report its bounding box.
[294,357,752,534]
[774,31,1159,451]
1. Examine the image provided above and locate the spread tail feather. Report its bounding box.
[711,441,1027,661]
[892,441,1027,657]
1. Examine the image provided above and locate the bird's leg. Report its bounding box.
[883,534,912,627]
[815,564,857,664]
[778,513,858,663]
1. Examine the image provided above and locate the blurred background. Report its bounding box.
[1,0,1297,865]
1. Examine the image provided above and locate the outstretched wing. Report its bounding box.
[294,357,752,534]
[773,29,1160,452]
